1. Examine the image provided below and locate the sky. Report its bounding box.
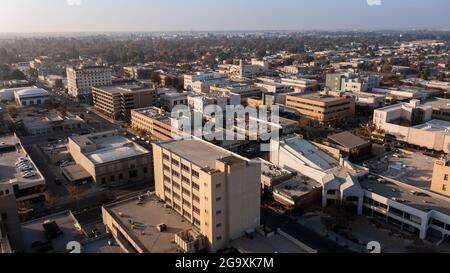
[0,0,449,33]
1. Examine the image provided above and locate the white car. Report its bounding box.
[23,173,37,179]
[17,163,31,168]
[16,159,30,166]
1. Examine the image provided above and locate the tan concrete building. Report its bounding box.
[153,139,261,252]
[67,131,152,185]
[66,65,112,99]
[286,91,355,123]
[92,85,157,120]
[431,159,450,197]
[131,107,184,141]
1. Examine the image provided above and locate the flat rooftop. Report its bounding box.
[21,211,86,253]
[366,149,435,189]
[413,119,450,133]
[21,211,122,253]
[158,140,238,169]
[360,176,450,216]
[291,92,348,103]
[72,134,150,165]
[104,194,193,253]
[231,232,311,253]
[94,85,153,94]
[133,107,171,123]
[328,131,370,149]
[0,135,44,188]
[274,175,322,200]
[423,98,450,109]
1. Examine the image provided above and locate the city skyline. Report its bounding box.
[0,0,450,33]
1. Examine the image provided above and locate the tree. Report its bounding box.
[10,69,26,80]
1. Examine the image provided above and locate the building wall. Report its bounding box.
[67,66,112,98]
[0,183,23,252]
[286,95,355,123]
[431,160,450,197]
[153,142,260,253]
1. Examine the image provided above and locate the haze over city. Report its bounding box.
[1,0,450,33]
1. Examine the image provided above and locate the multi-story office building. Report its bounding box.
[92,85,157,120]
[431,160,450,198]
[286,91,355,123]
[66,65,112,99]
[131,107,184,141]
[153,139,261,252]
[67,131,152,185]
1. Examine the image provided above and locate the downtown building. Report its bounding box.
[66,65,112,100]
[92,85,157,120]
[152,139,261,252]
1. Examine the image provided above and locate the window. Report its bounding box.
[163,154,170,161]
[216,197,222,202]
[216,236,222,241]
[171,159,179,166]
[110,175,115,182]
[192,194,200,203]
[216,183,222,189]
[119,173,123,180]
[216,210,222,215]
[181,164,190,172]
[193,206,200,214]
[143,167,148,174]
[192,182,200,191]
[172,171,180,178]
[445,175,449,181]
[193,218,201,227]
[192,170,199,178]
[102,178,106,184]
[443,184,448,192]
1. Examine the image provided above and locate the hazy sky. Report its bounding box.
[0,0,449,33]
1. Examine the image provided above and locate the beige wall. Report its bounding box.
[153,142,261,253]
[286,95,355,122]
[431,160,450,197]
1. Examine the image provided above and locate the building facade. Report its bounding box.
[286,91,355,123]
[67,131,152,185]
[66,65,112,99]
[153,139,261,252]
[92,85,157,120]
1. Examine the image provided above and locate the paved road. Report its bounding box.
[261,207,351,253]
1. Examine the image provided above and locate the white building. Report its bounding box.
[66,65,112,99]
[14,88,50,107]
[183,72,226,91]
[373,100,450,153]
[187,92,241,113]
[281,78,318,93]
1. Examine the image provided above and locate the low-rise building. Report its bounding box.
[92,85,157,120]
[131,107,184,141]
[14,88,50,107]
[67,131,152,185]
[373,100,450,153]
[184,72,226,91]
